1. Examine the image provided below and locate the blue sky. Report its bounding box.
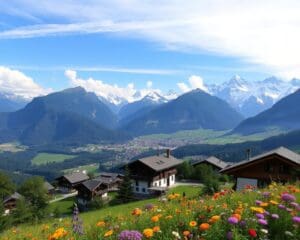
[0,1,299,100]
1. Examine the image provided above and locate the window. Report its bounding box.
[135,180,139,186]
[136,187,139,192]
[142,188,146,192]
[279,164,290,174]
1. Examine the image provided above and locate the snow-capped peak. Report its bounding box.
[142,91,167,103]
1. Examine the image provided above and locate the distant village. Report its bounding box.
[3,146,300,214]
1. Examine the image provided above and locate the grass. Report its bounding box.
[2,183,300,239]
[31,153,77,166]
[138,128,284,145]
[47,197,76,216]
[63,163,99,174]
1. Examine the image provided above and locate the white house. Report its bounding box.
[127,149,181,195]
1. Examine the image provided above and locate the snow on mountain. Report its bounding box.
[208,75,300,117]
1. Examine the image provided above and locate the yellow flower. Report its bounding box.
[143,228,154,238]
[165,215,173,219]
[250,207,265,214]
[260,202,269,207]
[96,221,106,227]
[151,215,160,222]
[189,221,197,227]
[270,200,279,205]
[104,230,113,237]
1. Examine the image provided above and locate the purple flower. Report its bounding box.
[290,202,299,208]
[228,216,239,224]
[292,216,300,224]
[278,204,286,210]
[281,193,296,202]
[256,213,265,219]
[255,200,262,205]
[262,192,271,198]
[239,220,247,228]
[271,214,279,219]
[118,230,143,240]
[258,219,268,226]
[226,231,233,240]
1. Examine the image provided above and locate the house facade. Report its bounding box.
[220,146,300,190]
[3,192,23,215]
[127,149,181,195]
[75,179,108,207]
[55,172,89,193]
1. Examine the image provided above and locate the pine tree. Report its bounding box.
[115,165,134,203]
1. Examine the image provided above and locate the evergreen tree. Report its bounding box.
[115,166,134,204]
[0,171,15,200]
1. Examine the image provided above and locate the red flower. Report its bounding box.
[248,229,257,238]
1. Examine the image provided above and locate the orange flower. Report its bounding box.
[199,223,210,231]
[183,230,190,236]
[189,221,197,227]
[143,228,154,238]
[96,221,105,227]
[232,213,241,221]
[152,226,160,233]
[104,230,113,237]
[209,215,220,223]
[165,215,173,219]
[132,208,142,216]
[151,215,159,222]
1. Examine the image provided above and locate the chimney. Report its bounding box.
[166,149,171,158]
[246,148,251,161]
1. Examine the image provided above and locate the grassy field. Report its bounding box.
[63,163,99,174]
[2,183,300,239]
[139,128,284,145]
[31,152,77,166]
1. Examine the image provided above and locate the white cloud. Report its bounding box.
[3,1,300,78]
[177,75,208,93]
[0,66,51,100]
[65,69,162,104]
[177,82,190,93]
[188,75,208,92]
[146,81,153,88]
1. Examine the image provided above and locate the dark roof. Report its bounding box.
[192,156,229,169]
[100,172,124,178]
[59,172,89,184]
[130,155,182,172]
[3,192,22,204]
[44,181,55,191]
[82,179,103,191]
[220,146,300,173]
[95,176,121,185]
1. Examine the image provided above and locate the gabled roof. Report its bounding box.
[130,155,182,172]
[192,156,229,169]
[44,181,55,191]
[58,172,89,184]
[3,192,22,204]
[100,172,124,179]
[220,146,300,173]
[81,179,104,191]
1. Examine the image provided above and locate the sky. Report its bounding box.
[0,0,299,100]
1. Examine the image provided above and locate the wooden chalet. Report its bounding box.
[75,179,109,207]
[220,146,300,190]
[127,149,182,195]
[98,172,124,191]
[3,192,23,214]
[44,181,55,195]
[55,172,89,193]
[192,156,229,171]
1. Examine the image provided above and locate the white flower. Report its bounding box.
[261,229,268,234]
[285,231,294,237]
[172,231,181,239]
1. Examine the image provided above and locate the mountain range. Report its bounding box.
[233,88,300,135]
[1,75,299,118]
